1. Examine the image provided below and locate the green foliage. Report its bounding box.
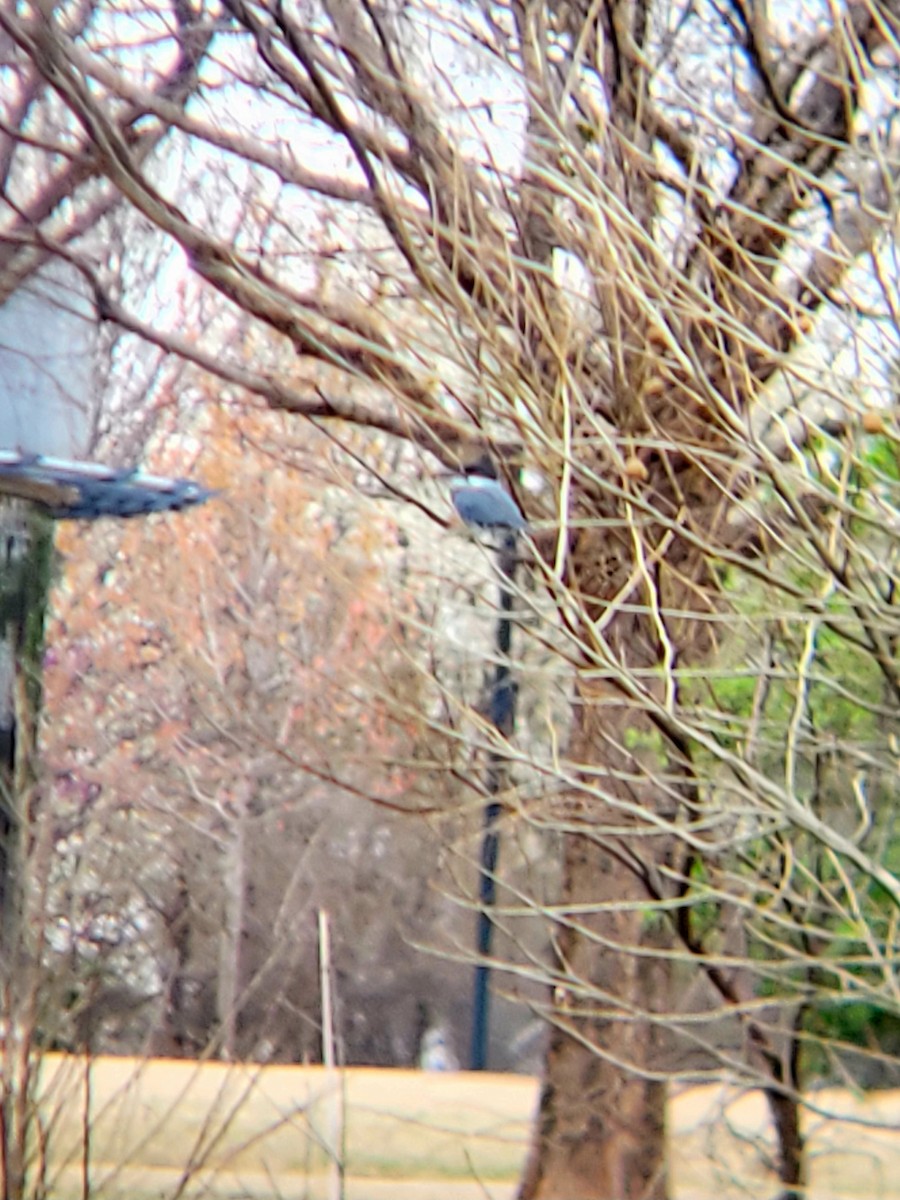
[802,999,900,1082]
[622,724,666,758]
[21,515,55,713]
[857,433,900,485]
[681,485,900,1083]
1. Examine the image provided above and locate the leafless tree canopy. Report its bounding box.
[2,2,900,1198]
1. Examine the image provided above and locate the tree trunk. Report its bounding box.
[0,508,53,1200]
[768,1085,806,1200]
[218,781,250,1059]
[0,508,50,956]
[519,849,669,1200]
[154,872,196,1057]
[520,677,675,1200]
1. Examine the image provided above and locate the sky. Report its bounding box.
[0,260,97,457]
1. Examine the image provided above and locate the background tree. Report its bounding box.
[1,4,900,1200]
[39,389,560,1070]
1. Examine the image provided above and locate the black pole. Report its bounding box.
[470,531,518,1070]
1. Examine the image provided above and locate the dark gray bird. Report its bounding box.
[0,452,214,520]
[446,466,527,531]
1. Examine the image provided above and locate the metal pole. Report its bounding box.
[470,531,518,1070]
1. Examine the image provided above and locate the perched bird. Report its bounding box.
[445,463,527,531]
[0,452,214,520]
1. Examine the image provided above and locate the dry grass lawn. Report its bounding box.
[12,1055,899,1198]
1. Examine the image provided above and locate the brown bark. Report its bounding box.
[769,1085,806,1200]
[519,646,681,1200]
[519,746,670,1199]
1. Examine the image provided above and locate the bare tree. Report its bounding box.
[3,2,900,1198]
[39,401,504,1071]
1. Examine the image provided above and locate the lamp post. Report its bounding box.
[470,527,519,1070]
[443,459,527,1071]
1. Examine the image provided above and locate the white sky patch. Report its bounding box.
[0,262,98,456]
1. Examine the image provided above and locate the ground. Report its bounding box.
[18,1055,900,1198]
